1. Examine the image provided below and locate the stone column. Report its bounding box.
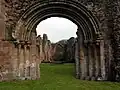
[35,42,40,79]
[24,43,31,79]
[11,42,19,79]
[18,43,21,78]
[37,35,43,62]
[30,45,37,80]
[79,45,85,80]
[36,35,40,61]
[42,34,48,62]
[96,41,102,80]
[83,47,87,80]
[30,32,38,79]
[88,42,94,80]
[36,58,40,79]
[0,0,5,40]
[86,42,90,80]
[75,41,80,79]
[19,42,25,79]
[76,29,84,79]
[24,44,27,78]
[100,40,106,80]
[91,43,97,80]
[40,43,43,62]
[94,44,100,80]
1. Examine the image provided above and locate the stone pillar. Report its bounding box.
[24,43,30,79]
[30,32,37,57]
[79,45,85,80]
[42,34,48,62]
[83,41,91,80]
[36,35,41,62]
[38,35,43,62]
[0,0,5,40]
[83,44,87,80]
[76,29,84,79]
[96,41,102,80]
[36,58,40,79]
[75,41,80,79]
[92,44,97,80]
[18,43,21,78]
[30,32,38,79]
[94,44,99,80]
[47,40,51,62]
[86,42,90,80]
[100,40,106,80]
[30,45,37,80]
[18,42,25,78]
[88,42,94,80]
[24,44,28,78]
[35,38,40,79]
[11,42,19,79]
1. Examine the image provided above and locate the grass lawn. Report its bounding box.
[0,63,120,90]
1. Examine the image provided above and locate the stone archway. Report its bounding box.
[0,0,120,81]
[14,1,99,41]
[13,0,102,80]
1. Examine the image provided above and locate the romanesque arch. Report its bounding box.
[14,0,102,80]
[0,0,120,81]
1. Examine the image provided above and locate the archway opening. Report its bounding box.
[12,0,103,81]
[36,17,77,43]
[36,17,78,63]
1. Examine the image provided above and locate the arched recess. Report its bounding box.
[14,0,100,42]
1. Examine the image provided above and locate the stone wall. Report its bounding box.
[64,37,76,62]
[0,41,13,81]
[50,37,76,63]
[36,34,55,63]
[0,30,41,81]
[0,0,5,40]
[0,0,120,82]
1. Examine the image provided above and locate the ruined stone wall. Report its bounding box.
[50,38,76,63]
[64,37,76,62]
[35,34,54,63]
[0,0,5,40]
[52,40,67,62]
[0,41,13,81]
[0,9,41,80]
[0,0,120,81]
[42,34,52,62]
[0,40,41,81]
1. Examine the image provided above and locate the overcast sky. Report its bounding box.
[36,17,77,43]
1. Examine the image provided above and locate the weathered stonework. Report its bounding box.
[0,0,119,82]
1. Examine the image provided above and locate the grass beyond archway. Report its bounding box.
[0,63,120,90]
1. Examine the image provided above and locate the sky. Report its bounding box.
[36,17,77,43]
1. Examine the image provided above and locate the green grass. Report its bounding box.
[0,63,120,90]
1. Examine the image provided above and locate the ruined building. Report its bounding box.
[0,0,120,81]
[52,40,67,62]
[51,37,76,63]
[64,37,76,62]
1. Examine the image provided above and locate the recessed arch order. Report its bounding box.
[15,0,100,42]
